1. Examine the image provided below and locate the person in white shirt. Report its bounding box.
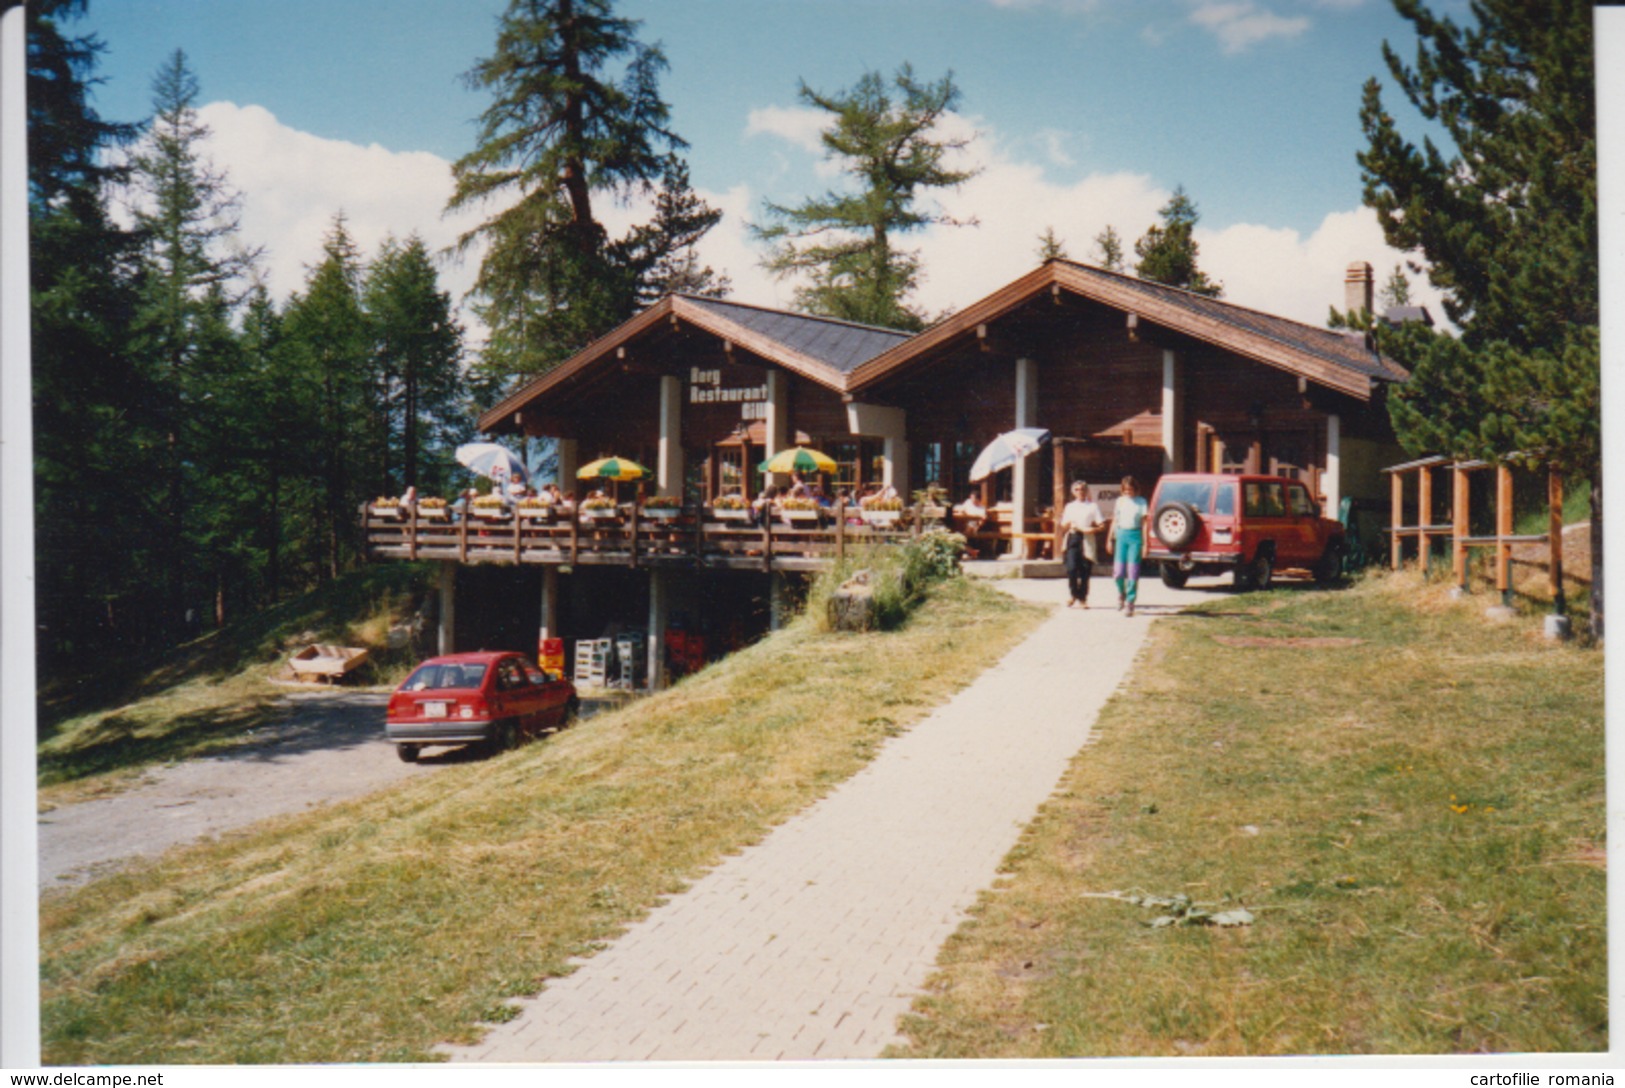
[1106,476,1150,616]
[1058,480,1106,607]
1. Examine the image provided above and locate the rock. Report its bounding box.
[828,569,877,631]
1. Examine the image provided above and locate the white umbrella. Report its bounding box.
[968,428,1051,482]
[455,441,527,482]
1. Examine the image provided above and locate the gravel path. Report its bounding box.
[36,690,458,889]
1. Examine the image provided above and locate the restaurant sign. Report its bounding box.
[689,367,768,420]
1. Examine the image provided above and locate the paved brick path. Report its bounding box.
[443,576,1200,1062]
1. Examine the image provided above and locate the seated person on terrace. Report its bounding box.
[752,485,780,524]
[955,492,986,517]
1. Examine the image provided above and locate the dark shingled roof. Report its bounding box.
[679,296,911,375]
[1053,261,1408,383]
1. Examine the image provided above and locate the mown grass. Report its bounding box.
[889,570,1606,1057]
[39,576,1041,1064]
[38,565,434,796]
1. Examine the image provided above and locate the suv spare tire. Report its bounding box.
[1153,501,1200,550]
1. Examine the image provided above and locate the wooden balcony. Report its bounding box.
[361,502,956,572]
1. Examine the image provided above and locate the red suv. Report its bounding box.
[1145,473,1345,590]
[386,650,578,762]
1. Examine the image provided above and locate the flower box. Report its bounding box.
[709,507,752,522]
[415,504,450,520]
[781,507,822,524]
[517,505,554,521]
[643,507,682,522]
[579,506,621,522]
[369,503,402,519]
[863,510,902,526]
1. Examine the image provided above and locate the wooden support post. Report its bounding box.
[1390,470,1404,570]
[836,498,846,562]
[761,510,773,572]
[512,509,522,564]
[1452,464,1469,590]
[458,507,469,564]
[1418,464,1434,576]
[570,508,580,564]
[407,503,418,561]
[1496,463,1514,604]
[629,502,639,569]
[646,568,667,693]
[437,561,456,655]
[1549,469,1566,614]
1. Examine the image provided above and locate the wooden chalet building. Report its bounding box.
[371,259,1409,686]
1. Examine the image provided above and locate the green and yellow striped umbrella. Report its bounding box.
[758,446,838,475]
[577,456,650,482]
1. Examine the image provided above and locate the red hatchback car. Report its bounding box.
[386,650,578,762]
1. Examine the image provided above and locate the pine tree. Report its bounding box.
[27,0,150,662]
[448,0,720,379]
[753,65,978,331]
[281,217,372,581]
[1092,225,1124,272]
[1134,187,1221,297]
[1379,264,1412,309]
[124,49,262,637]
[1036,227,1067,263]
[1358,0,1599,634]
[365,234,467,494]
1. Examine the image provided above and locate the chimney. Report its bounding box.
[1344,261,1374,317]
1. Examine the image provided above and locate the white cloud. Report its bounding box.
[745,106,827,153]
[188,102,489,339]
[186,99,1440,367]
[1188,1,1311,53]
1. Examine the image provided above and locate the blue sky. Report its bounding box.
[75,0,1471,332]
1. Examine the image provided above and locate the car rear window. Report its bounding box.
[1157,480,1216,513]
[403,662,488,691]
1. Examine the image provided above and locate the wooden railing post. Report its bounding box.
[1390,469,1404,570]
[458,505,469,563]
[1418,463,1434,577]
[570,508,580,564]
[1550,469,1566,614]
[836,498,845,562]
[1452,463,1469,591]
[1496,462,1514,604]
[762,506,774,572]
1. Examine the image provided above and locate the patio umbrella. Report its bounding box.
[758,446,838,475]
[455,441,527,482]
[968,428,1051,482]
[577,456,650,482]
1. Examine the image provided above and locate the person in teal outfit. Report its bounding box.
[1106,476,1148,617]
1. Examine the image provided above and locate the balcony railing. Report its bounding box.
[361,500,971,571]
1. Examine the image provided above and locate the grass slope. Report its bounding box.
[891,572,1606,1057]
[39,576,1041,1064]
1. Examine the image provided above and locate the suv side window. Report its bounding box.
[1287,484,1314,516]
[498,660,527,690]
[1246,482,1287,517]
[1214,482,1236,517]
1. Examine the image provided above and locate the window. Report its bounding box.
[497,659,528,690]
[405,662,488,691]
[921,442,943,491]
[1288,484,1315,516]
[1156,480,1215,513]
[1244,482,1286,517]
[1214,482,1236,517]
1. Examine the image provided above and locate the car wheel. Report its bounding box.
[396,744,421,763]
[1247,553,1274,591]
[562,697,580,728]
[1159,564,1190,589]
[1314,540,1345,585]
[487,720,516,756]
[1153,501,1200,550]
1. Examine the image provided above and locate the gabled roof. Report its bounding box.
[477,294,910,433]
[847,259,1408,400]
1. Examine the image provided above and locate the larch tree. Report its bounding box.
[1133,186,1222,297]
[1092,224,1125,272]
[27,0,148,661]
[752,64,978,331]
[365,234,468,495]
[124,48,261,636]
[448,0,722,380]
[1358,0,1599,635]
[1036,226,1068,262]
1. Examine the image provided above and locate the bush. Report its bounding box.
[803,531,967,633]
